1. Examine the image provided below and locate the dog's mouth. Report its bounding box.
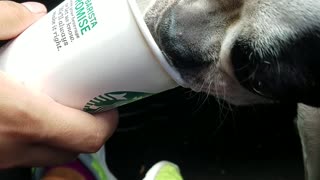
[143,0,271,105]
[146,0,229,85]
[144,0,320,106]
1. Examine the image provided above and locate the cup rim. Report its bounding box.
[127,0,187,87]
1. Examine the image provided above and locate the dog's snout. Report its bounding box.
[156,8,213,69]
[158,31,208,69]
[231,34,320,106]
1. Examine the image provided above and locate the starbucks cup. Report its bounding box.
[0,0,184,113]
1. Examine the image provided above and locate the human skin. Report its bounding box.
[0,1,118,168]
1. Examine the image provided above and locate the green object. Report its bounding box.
[143,161,183,180]
[155,163,183,180]
[83,91,152,113]
[90,154,108,180]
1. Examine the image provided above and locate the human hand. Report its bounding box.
[0,1,118,168]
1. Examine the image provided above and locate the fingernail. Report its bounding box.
[22,2,47,14]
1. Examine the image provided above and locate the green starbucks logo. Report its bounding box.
[83,91,152,113]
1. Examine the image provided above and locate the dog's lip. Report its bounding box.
[199,85,275,105]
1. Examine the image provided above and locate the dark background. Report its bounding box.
[0,87,304,180]
[107,87,303,180]
[0,0,304,179]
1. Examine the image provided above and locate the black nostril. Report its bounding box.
[161,44,211,69]
[231,39,298,101]
[231,34,320,107]
[158,31,210,69]
[231,40,271,96]
[231,42,256,86]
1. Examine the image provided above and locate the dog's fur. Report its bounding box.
[139,0,320,179]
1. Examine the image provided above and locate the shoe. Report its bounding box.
[143,161,183,180]
[33,145,117,180]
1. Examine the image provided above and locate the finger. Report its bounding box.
[0,1,47,40]
[37,100,119,153]
[0,72,118,155]
[0,139,76,168]
[20,145,78,167]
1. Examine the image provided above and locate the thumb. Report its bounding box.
[0,1,47,40]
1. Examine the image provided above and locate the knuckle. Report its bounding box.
[0,1,33,38]
[1,1,29,22]
[85,131,106,153]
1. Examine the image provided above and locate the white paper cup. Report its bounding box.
[0,0,184,113]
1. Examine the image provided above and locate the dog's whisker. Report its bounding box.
[202,79,213,104]
[209,72,230,112]
[252,87,265,97]
[263,60,271,65]
[190,72,216,113]
[276,58,281,76]
[249,52,253,61]
[192,93,208,113]
[235,62,251,71]
[206,79,213,96]
[199,75,209,92]
[183,89,196,100]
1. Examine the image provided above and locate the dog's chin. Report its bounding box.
[173,64,273,106]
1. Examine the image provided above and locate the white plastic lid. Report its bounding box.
[127,0,187,87]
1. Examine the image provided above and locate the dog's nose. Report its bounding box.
[158,26,208,69]
[231,35,320,107]
[159,39,209,69]
[156,9,211,69]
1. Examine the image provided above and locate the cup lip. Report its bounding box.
[127,0,187,87]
